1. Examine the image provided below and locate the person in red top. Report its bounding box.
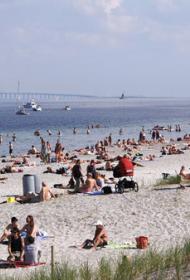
[119,154,134,176]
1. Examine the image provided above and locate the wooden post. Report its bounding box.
[51,245,54,278]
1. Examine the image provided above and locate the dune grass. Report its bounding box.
[154,175,181,187]
[4,240,190,280]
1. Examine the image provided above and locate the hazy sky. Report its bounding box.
[0,0,190,97]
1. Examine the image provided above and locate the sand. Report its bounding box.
[0,141,190,278]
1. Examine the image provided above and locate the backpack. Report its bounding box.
[102,186,112,194]
[113,165,121,178]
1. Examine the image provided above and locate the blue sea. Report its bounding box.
[0,97,190,156]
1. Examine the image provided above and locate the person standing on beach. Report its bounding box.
[46,141,51,163]
[12,133,16,142]
[55,140,63,162]
[108,134,112,146]
[73,127,77,134]
[87,160,97,179]
[72,159,83,193]
[9,142,13,157]
[0,134,2,144]
[57,130,62,137]
[40,138,47,163]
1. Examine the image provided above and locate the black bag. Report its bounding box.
[67,177,75,188]
[113,165,121,178]
[56,167,66,174]
[102,186,112,194]
[82,239,94,249]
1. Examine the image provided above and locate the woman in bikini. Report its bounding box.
[21,215,38,238]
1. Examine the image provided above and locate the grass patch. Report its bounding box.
[154,175,181,187]
[4,240,190,280]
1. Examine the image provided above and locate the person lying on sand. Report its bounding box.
[81,220,108,250]
[0,177,8,181]
[16,192,38,204]
[79,173,100,193]
[179,166,190,180]
[0,165,23,174]
[0,217,20,243]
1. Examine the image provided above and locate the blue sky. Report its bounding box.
[0,0,190,97]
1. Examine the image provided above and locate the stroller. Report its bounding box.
[113,165,139,194]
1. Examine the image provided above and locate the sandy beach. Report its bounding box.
[0,140,190,278]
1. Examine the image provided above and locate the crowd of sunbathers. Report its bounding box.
[0,216,41,265]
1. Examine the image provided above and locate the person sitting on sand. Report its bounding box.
[39,182,55,201]
[95,173,105,189]
[81,220,108,250]
[7,228,24,261]
[0,217,20,243]
[21,215,38,238]
[28,145,38,155]
[80,173,100,193]
[24,236,41,265]
[105,160,113,171]
[179,166,190,180]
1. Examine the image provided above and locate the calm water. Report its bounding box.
[0,97,190,155]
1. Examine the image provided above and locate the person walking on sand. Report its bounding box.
[72,159,84,193]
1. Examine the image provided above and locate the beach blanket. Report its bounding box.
[105,241,136,249]
[0,260,46,269]
[21,230,51,240]
[83,191,104,195]
[84,188,115,196]
[36,230,49,240]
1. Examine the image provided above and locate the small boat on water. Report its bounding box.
[16,107,29,115]
[33,105,42,112]
[152,125,169,131]
[23,100,38,109]
[64,105,71,111]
